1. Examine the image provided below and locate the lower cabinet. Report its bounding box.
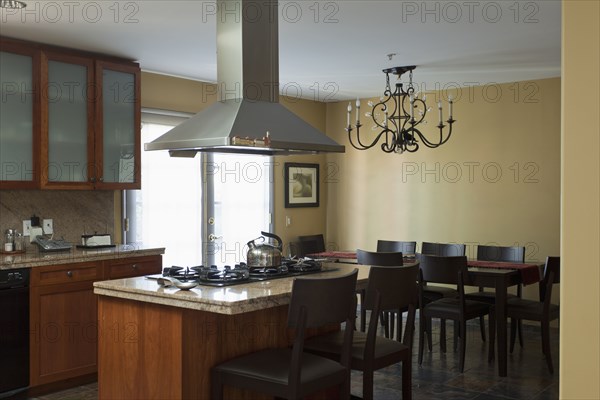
[104,255,162,280]
[29,255,162,387]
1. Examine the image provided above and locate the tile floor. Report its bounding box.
[27,319,559,400]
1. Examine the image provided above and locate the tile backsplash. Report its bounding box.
[0,190,115,245]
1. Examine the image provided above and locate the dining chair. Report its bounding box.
[506,256,560,373]
[418,254,495,373]
[419,242,466,351]
[356,249,404,337]
[357,249,404,266]
[377,240,417,255]
[305,265,419,400]
[211,269,358,400]
[297,234,326,257]
[465,245,526,345]
[421,241,466,257]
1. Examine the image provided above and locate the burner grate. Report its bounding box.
[159,258,323,287]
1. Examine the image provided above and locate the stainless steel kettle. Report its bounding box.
[246,231,283,268]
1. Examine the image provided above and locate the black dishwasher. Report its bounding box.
[0,268,29,398]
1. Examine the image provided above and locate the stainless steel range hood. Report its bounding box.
[145,0,345,156]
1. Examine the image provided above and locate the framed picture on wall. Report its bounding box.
[284,163,319,208]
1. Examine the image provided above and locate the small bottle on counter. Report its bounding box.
[4,229,14,252]
[14,232,24,251]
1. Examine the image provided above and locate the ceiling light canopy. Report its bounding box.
[0,0,26,9]
[346,66,455,154]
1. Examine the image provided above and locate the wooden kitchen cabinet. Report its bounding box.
[94,60,141,189]
[29,261,102,386]
[104,254,161,279]
[0,40,41,189]
[29,254,161,388]
[0,37,141,190]
[40,51,95,189]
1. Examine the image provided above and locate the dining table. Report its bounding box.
[307,251,543,377]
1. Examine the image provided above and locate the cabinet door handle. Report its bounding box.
[66,271,73,277]
[90,177,96,183]
[99,177,104,182]
[132,264,138,269]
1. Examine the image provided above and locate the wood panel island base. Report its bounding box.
[94,264,367,399]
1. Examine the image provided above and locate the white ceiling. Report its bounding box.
[0,0,561,101]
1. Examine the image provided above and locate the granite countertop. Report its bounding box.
[93,263,367,315]
[0,244,165,269]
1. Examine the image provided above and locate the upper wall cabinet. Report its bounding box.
[0,37,141,190]
[40,51,95,189]
[95,61,141,189]
[0,42,41,188]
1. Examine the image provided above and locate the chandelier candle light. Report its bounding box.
[346,66,455,154]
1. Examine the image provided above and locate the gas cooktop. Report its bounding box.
[146,258,327,287]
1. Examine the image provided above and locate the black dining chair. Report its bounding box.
[211,270,358,400]
[377,240,417,255]
[421,241,466,257]
[420,242,466,300]
[356,249,404,337]
[305,265,419,400]
[357,249,404,266]
[297,234,326,257]
[418,254,495,373]
[419,242,466,351]
[506,256,560,373]
[465,245,526,345]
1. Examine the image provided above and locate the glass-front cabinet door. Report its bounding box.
[0,37,141,191]
[40,52,94,189]
[0,42,40,188]
[95,61,140,189]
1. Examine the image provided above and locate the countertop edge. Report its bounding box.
[93,284,292,315]
[1,246,166,269]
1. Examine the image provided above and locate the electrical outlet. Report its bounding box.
[43,219,53,235]
[23,220,32,236]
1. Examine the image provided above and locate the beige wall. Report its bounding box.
[560,2,600,398]
[139,72,329,251]
[325,78,561,302]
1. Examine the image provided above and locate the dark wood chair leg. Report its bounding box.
[516,284,524,348]
[518,319,524,348]
[402,359,412,400]
[426,317,433,350]
[509,317,517,353]
[440,318,447,353]
[340,375,351,400]
[479,316,487,342]
[363,369,374,400]
[459,320,467,373]
[389,312,396,340]
[453,320,459,351]
[396,311,403,342]
[418,316,425,365]
[360,290,367,332]
[381,311,389,338]
[541,320,554,373]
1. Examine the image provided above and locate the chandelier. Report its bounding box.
[0,0,27,8]
[346,66,455,154]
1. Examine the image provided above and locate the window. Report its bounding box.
[126,109,273,267]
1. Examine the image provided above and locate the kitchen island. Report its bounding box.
[93,263,368,399]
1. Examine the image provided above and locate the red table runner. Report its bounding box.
[467,260,541,285]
